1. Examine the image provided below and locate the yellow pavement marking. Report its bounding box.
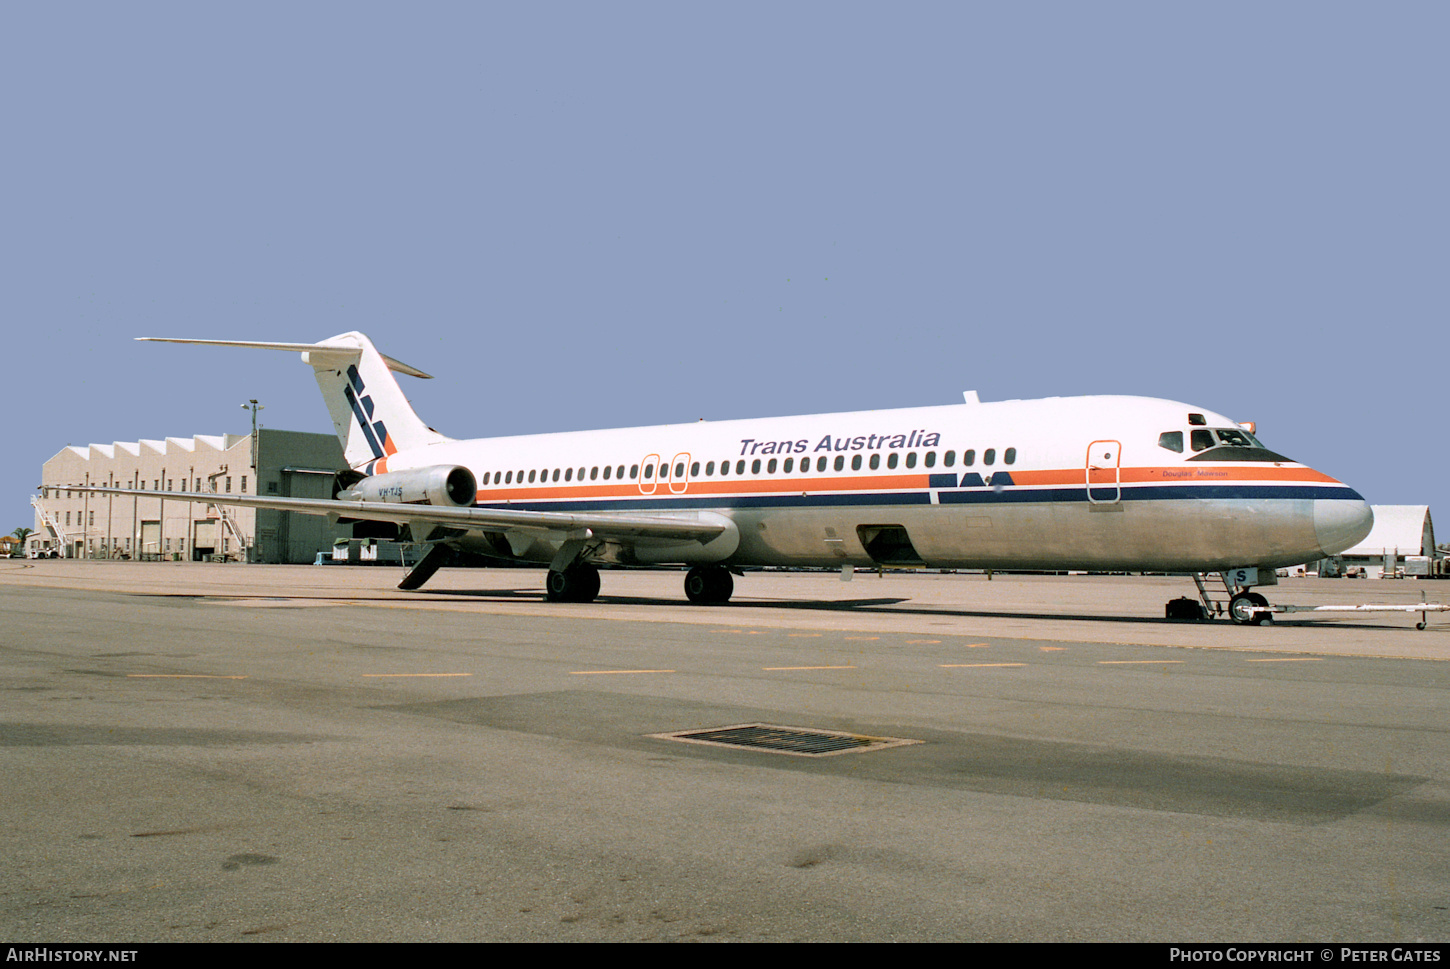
[963,643,990,648]
[941,663,1026,668]
[787,633,823,637]
[764,665,858,671]
[126,674,247,679]
[361,673,473,678]
[714,629,762,635]
[569,669,676,675]
[1039,646,1065,651]
[1245,657,1324,663]
[905,639,941,644]
[1097,660,1183,665]
[844,636,879,641]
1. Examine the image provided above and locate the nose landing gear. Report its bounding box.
[1176,572,1274,625]
[1228,591,1271,625]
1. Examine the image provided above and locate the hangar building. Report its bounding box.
[1335,505,1441,579]
[31,429,349,563]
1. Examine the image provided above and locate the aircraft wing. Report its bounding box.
[74,488,728,543]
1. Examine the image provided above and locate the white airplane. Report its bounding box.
[90,332,1372,624]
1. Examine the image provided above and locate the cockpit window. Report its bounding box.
[1158,431,1183,453]
[1192,427,1264,450]
[1185,427,1291,463]
[1213,428,1259,448]
[1188,413,1207,426]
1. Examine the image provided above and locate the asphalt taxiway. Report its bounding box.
[2,562,1447,941]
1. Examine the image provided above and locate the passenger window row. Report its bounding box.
[478,447,1018,487]
[704,447,1017,476]
[481,464,634,486]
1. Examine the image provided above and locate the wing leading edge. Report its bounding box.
[74,487,728,544]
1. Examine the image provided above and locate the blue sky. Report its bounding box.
[6,2,1445,534]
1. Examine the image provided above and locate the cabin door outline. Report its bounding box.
[1085,440,1122,504]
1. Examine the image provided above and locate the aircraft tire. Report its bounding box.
[710,567,734,603]
[684,565,733,605]
[546,564,600,603]
[1229,591,1271,625]
[576,564,601,602]
[684,567,710,604]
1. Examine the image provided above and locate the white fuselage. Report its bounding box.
[360,395,1371,574]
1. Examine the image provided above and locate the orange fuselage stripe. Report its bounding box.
[470,464,1340,503]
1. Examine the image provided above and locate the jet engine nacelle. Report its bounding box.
[339,465,477,507]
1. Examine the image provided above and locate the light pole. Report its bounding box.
[241,399,264,470]
[240,399,264,564]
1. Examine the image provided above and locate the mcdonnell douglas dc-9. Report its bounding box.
[86,332,1373,624]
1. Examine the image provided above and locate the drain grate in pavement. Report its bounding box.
[650,723,921,757]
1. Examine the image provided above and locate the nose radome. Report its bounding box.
[1314,497,1374,556]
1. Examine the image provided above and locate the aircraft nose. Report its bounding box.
[1314,496,1374,557]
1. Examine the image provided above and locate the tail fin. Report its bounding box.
[307,332,450,469]
[137,332,450,469]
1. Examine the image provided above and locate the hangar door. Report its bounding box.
[193,519,218,560]
[139,521,160,559]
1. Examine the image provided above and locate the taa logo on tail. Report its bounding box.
[343,364,393,462]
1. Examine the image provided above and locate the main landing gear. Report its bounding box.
[545,563,601,603]
[684,565,734,605]
[543,562,735,605]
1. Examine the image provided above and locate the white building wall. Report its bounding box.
[33,434,257,560]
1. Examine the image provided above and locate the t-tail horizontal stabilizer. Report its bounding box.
[136,337,433,378]
[137,333,450,469]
